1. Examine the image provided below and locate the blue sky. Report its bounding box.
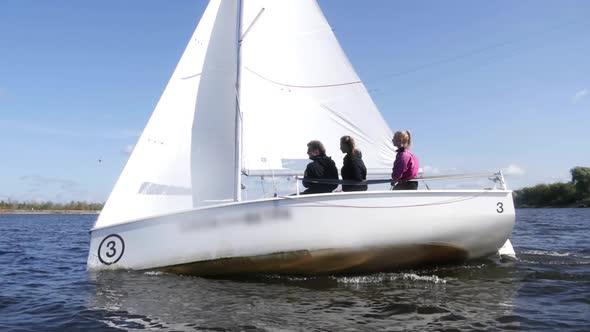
[1,0,589,202]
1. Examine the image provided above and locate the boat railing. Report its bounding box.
[293,171,507,195]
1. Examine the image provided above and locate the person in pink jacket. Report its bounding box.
[391,130,420,190]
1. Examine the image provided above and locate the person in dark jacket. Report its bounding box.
[302,140,339,194]
[339,135,368,191]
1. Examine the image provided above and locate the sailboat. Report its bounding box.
[87,0,515,276]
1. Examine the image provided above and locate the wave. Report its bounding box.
[521,250,571,257]
[521,249,590,259]
[335,272,447,284]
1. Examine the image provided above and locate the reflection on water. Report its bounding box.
[89,260,520,331]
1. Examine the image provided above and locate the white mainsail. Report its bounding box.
[239,0,395,173]
[96,1,223,228]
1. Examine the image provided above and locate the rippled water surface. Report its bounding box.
[1,209,589,331]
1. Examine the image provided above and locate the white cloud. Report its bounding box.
[19,175,87,202]
[572,89,588,104]
[421,165,441,175]
[502,164,525,176]
[420,166,463,176]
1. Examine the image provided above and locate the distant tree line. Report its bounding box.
[0,200,104,211]
[513,166,590,208]
[3,167,589,210]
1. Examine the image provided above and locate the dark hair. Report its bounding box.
[307,140,326,155]
[340,135,359,155]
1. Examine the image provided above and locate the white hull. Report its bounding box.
[87,190,515,276]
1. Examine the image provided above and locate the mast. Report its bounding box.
[234,0,243,202]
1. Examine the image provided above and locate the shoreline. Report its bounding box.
[0,210,99,215]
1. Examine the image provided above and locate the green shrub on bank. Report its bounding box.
[513,166,590,207]
[0,200,104,211]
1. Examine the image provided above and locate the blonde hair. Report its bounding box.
[393,130,412,148]
[340,135,359,155]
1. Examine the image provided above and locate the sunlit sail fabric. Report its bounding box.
[239,0,395,174]
[95,1,222,228]
[190,0,240,207]
[96,0,396,228]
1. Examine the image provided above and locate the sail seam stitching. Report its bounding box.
[244,67,361,89]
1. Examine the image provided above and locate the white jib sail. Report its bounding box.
[239,0,395,174]
[95,1,223,228]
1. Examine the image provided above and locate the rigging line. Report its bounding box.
[181,73,202,80]
[234,85,245,171]
[300,172,499,186]
[366,19,589,84]
[373,37,546,94]
[244,67,362,89]
[240,8,265,42]
[428,23,582,84]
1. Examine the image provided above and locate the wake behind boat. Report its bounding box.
[87,0,515,276]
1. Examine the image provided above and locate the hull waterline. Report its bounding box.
[158,244,470,276]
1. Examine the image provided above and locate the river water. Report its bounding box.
[0,209,588,331]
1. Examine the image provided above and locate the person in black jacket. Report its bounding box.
[339,135,367,191]
[301,140,339,195]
